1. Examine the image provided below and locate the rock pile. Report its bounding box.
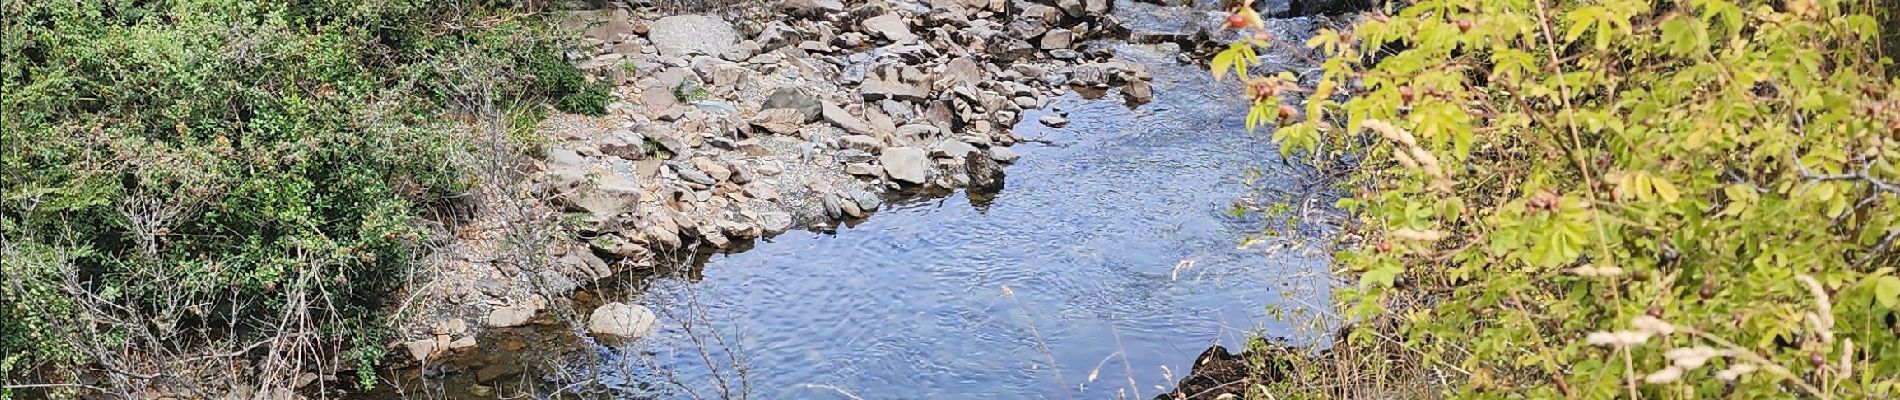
[402,0,1159,352]
[526,0,1154,290]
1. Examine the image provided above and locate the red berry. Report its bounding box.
[1457,19,1473,32]
[1226,13,1247,29]
[1277,104,1297,121]
[1252,82,1275,99]
[1399,86,1416,104]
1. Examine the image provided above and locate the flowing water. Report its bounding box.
[362,44,1341,399]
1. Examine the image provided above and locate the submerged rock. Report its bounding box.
[404,339,438,362]
[966,150,1005,191]
[486,303,540,328]
[989,146,1020,163]
[1038,114,1069,127]
[588,302,659,341]
[1122,79,1155,105]
[476,364,524,384]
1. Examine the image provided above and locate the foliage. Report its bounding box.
[0,0,604,395]
[674,82,712,102]
[1217,0,1899,397]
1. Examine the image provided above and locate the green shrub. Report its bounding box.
[0,0,603,393]
[1217,0,1898,397]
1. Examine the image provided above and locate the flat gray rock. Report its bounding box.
[485,304,539,328]
[648,15,738,58]
[765,86,822,122]
[861,14,917,43]
[879,147,930,184]
[822,101,876,135]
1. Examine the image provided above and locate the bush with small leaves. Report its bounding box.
[1215,0,1899,397]
[1,0,604,396]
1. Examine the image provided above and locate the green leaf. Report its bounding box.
[1362,262,1401,288]
[1564,7,1602,45]
[1876,276,1900,309]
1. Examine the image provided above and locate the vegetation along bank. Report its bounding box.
[1165,0,1900,398]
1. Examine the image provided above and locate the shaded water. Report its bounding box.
[369,45,1340,399]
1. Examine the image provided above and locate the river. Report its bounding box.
[360,43,1341,399]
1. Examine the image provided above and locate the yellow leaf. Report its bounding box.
[1246,104,1261,132]
[1234,45,1255,79]
[1211,49,1236,81]
[1651,174,1680,204]
[1626,172,1651,201]
[1826,192,1848,218]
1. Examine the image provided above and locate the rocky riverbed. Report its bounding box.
[360,0,1368,398]
[390,0,1163,366]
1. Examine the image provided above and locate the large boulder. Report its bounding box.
[556,9,633,42]
[861,14,918,43]
[860,65,929,102]
[648,15,738,57]
[588,302,659,341]
[879,147,930,184]
[554,171,642,217]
